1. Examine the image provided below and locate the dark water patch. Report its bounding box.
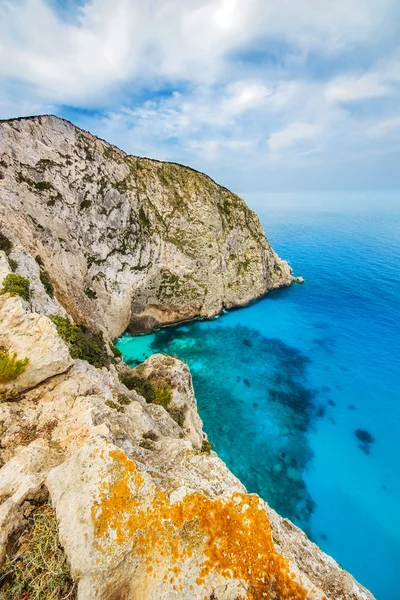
[355,429,375,444]
[348,404,356,411]
[328,399,336,407]
[312,336,336,353]
[149,322,318,533]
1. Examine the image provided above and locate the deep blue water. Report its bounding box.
[117,203,400,600]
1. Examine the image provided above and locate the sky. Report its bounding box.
[1,0,400,194]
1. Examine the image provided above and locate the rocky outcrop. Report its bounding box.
[0,115,294,338]
[0,290,374,600]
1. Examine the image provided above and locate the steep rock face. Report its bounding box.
[0,295,374,600]
[0,115,294,338]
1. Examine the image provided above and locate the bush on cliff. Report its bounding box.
[1,273,31,301]
[0,351,29,383]
[120,373,172,408]
[49,315,108,368]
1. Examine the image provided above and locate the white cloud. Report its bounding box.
[1,0,400,189]
[0,0,398,104]
[326,74,392,102]
[368,116,400,137]
[267,122,321,153]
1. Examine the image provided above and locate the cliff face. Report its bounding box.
[0,115,294,338]
[0,116,374,600]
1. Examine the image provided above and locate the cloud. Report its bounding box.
[368,116,400,137]
[267,122,321,154]
[326,73,392,102]
[0,0,400,190]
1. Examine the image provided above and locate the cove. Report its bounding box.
[117,205,400,600]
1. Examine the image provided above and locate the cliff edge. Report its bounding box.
[0,115,295,338]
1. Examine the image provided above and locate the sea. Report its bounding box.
[116,191,400,600]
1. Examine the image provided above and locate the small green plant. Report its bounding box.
[110,344,122,358]
[0,503,75,600]
[143,431,158,441]
[85,288,97,300]
[49,316,109,368]
[201,440,213,455]
[0,351,29,383]
[0,232,12,255]
[40,269,54,297]
[154,385,172,408]
[168,405,187,427]
[1,274,30,301]
[119,374,156,403]
[105,399,124,412]
[8,258,18,272]
[117,394,132,406]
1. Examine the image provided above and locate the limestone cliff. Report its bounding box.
[0,115,295,338]
[0,116,374,600]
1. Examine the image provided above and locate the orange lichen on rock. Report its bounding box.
[91,448,310,600]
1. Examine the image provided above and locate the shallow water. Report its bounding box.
[117,204,400,600]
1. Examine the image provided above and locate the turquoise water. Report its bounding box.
[117,203,400,600]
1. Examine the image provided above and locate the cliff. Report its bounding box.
[0,116,373,600]
[0,115,295,338]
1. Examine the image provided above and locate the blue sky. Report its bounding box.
[1,0,400,193]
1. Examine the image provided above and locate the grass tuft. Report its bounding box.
[0,503,76,600]
[0,351,29,383]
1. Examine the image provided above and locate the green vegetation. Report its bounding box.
[79,198,92,211]
[168,405,187,427]
[0,503,75,600]
[1,274,31,301]
[201,440,213,455]
[110,344,122,359]
[84,288,97,300]
[117,394,132,406]
[8,258,18,272]
[154,385,172,408]
[0,232,12,255]
[49,316,109,368]
[105,399,124,413]
[120,374,156,403]
[119,373,172,408]
[40,269,54,297]
[0,351,29,383]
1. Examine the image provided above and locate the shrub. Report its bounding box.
[0,232,12,255]
[85,288,97,300]
[0,503,75,600]
[49,316,109,368]
[1,274,30,301]
[39,269,54,297]
[105,399,124,412]
[0,351,29,383]
[201,440,213,455]
[110,343,122,358]
[117,394,132,406]
[154,385,172,408]
[120,374,156,403]
[8,258,18,272]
